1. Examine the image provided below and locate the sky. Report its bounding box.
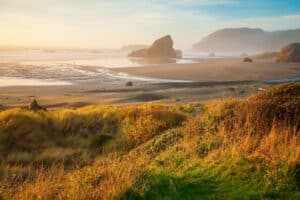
[0,0,300,49]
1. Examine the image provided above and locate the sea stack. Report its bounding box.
[278,43,300,62]
[128,35,181,58]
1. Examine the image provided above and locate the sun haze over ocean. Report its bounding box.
[1,0,300,49]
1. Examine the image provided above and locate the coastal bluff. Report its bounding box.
[278,43,300,62]
[128,35,181,58]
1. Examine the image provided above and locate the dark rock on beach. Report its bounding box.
[29,99,47,111]
[126,81,133,87]
[243,57,253,62]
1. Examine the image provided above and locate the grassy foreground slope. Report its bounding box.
[0,83,299,199]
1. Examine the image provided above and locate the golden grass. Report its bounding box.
[0,83,299,199]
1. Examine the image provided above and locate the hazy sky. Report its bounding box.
[1,0,300,49]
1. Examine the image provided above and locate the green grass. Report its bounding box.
[124,151,299,200]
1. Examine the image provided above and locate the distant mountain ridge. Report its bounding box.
[192,28,300,53]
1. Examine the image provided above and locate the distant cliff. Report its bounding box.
[192,28,300,53]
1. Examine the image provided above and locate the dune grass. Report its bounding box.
[0,83,299,199]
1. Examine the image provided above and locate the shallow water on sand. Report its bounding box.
[0,77,71,87]
[264,76,300,83]
[1,50,299,87]
[0,50,196,86]
[0,62,193,87]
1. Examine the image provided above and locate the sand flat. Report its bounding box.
[1,58,299,109]
[114,58,300,81]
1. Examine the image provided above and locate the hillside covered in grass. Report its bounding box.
[0,83,299,199]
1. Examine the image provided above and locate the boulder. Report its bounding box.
[128,35,181,58]
[126,81,133,87]
[29,99,47,111]
[243,57,253,62]
[278,43,300,62]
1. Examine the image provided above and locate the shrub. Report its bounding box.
[89,134,113,149]
[122,115,166,148]
[121,106,186,148]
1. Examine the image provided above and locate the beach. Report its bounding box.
[1,56,299,109]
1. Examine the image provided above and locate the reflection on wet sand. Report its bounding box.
[0,76,71,87]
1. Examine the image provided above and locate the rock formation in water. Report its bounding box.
[128,35,181,58]
[278,43,300,62]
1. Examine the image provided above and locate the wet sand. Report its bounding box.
[114,58,300,81]
[0,79,270,109]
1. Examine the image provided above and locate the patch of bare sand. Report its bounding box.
[0,81,268,109]
[114,58,300,81]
